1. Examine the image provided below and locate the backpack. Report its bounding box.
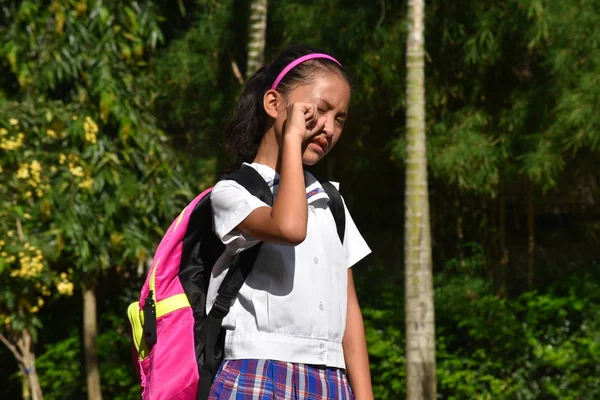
[127,165,346,400]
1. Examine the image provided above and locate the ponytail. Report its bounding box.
[224,66,270,167]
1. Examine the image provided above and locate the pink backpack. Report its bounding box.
[127,166,345,399]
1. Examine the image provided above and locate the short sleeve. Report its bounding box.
[211,179,270,250]
[341,196,371,268]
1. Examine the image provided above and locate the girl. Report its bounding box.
[207,45,373,399]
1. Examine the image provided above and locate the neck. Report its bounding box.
[253,130,285,173]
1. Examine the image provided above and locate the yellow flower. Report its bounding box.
[72,115,78,121]
[16,164,29,179]
[60,272,67,279]
[30,306,39,313]
[7,231,14,237]
[83,117,99,144]
[4,316,11,325]
[84,116,98,133]
[78,177,94,190]
[9,118,18,126]
[24,213,31,219]
[24,191,32,199]
[59,153,66,164]
[0,240,5,247]
[38,298,44,307]
[57,281,74,296]
[69,166,84,177]
[0,133,24,150]
[46,129,57,138]
[85,132,97,144]
[0,128,7,136]
[30,161,41,171]
[1,252,7,257]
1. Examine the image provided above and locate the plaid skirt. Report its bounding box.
[208,359,354,400]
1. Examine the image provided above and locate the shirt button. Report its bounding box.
[313,257,319,265]
[319,343,325,349]
[319,302,324,311]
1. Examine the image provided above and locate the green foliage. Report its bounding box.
[363,252,600,399]
[97,312,139,400]
[37,334,82,400]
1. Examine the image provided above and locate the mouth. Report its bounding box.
[310,136,328,153]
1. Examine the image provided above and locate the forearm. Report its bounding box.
[343,270,374,400]
[238,135,308,245]
[270,135,307,241]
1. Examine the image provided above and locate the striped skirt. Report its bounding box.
[208,359,354,399]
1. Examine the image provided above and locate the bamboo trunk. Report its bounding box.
[404,0,437,398]
[246,0,268,79]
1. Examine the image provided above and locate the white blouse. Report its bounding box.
[207,162,371,368]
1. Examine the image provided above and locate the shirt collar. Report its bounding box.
[243,162,339,204]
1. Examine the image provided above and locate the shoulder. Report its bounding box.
[211,178,251,206]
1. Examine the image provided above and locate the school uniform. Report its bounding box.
[207,162,371,399]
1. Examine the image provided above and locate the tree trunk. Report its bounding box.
[22,371,31,400]
[404,0,437,398]
[527,183,535,288]
[245,0,267,79]
[83,280,103,400]
[0,329,44,400]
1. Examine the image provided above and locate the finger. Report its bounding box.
[307,116,327,139]
[304,104,318,129]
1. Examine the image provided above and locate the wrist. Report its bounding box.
[282,133,304,147]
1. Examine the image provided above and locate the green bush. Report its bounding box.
[363,256,600,399]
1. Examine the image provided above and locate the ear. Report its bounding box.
[263,89,282,119]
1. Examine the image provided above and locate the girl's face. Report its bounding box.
[276,72,351,165]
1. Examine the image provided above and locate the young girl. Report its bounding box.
[207,45,373,399]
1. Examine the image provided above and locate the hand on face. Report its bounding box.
[284,102,327,142]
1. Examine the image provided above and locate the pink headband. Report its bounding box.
[270,53,342,90]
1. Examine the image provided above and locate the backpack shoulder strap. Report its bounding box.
[226,165,274,207]
[210,164,273,315]
[198,165,272,398]
[320,181,346,244]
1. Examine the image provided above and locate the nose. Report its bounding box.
[322,114,335,138]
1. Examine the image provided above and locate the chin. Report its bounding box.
[301,152,324,166]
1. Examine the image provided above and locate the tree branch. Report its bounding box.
[376,0,386,31]
[16,217,25,242]
[231,60,244,85]
[0,333,25,364]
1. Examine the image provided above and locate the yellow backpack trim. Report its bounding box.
[127,293,191,360]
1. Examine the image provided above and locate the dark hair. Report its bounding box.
[224,45,350,167]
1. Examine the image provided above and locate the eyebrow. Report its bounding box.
[318,98,348,118]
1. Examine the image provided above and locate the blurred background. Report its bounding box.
[0,0,598,399]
